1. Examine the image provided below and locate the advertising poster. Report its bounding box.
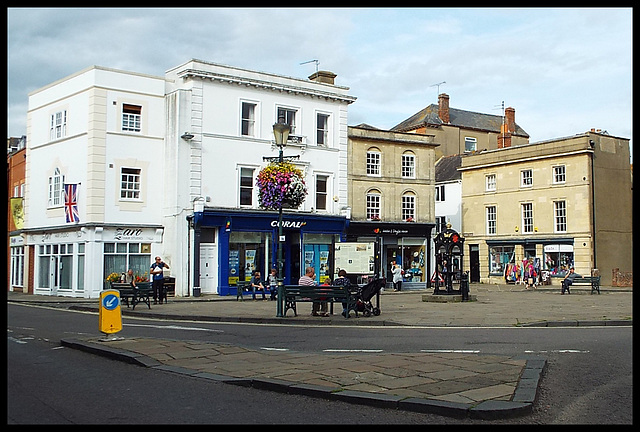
[245,250,256,280]
[228,250,239,285]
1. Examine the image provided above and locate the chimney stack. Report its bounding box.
[438,93,450,124]
[308,70,337,85]
[505,107,516,134]
[497,131,512,148]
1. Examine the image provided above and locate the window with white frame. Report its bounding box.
[14,183,25,198]
[48,167,65,207]
[366,191,381,220]
[50,110,67,141]
[435,184,445,202]
[77,243,85,291]
[435,216,447,233]
[554,200,567,232]
[316,113,329,146]
[553,165,566,184]
[465,137,477,152]
[10,246,24,288]
[239,167,255,206]
[486,174,496,191]
[486,206,497,235]
[522,203,534,233]
[401,152,415,178]
[402,193,416,221]
[521,169,533,187]
[315,175,328,210]
[122,104,141,132]
[277,107,297,135]
[120,168,141,200]
[241,102,256,136]
[38,243,73,290]
[366,150,381,176]
[103,242,151,282]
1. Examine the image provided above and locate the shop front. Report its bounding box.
[486,238,575,284]
[192,209,349,296]
[345,221,434,287]
[25,225,164,298]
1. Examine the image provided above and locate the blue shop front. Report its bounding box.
[192,209,349,296]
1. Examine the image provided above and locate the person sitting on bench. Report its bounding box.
[561,267,580,294]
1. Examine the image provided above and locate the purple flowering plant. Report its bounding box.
[256,162,307,210]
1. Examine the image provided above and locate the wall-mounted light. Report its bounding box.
[514,226,519,232]
[181,132,195,140]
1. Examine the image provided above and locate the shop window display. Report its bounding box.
[402,246,426,282]
[228,232,266,285]
[544,250,573,277]
[489,245,514,276]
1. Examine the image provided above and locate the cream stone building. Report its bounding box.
[459,130,632,286]
[391,93,530,159]
[346,124,439,286]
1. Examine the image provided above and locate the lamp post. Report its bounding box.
[272,119,290,317]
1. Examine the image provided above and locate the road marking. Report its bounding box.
[260,347,290,351]
[420,349,480,353]
[8,337,27,344]
[525,349,590,353]
[323,349,384,353]
[125,323,224,333]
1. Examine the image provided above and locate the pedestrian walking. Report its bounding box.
[392,262,403,291]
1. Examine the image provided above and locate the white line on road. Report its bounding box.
[260,347,290,351]
[323,349,384,353]
[420,349,481,353]
[524,349,590,353]
[125,323,224,332]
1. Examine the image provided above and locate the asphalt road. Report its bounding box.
[7,303,633,424]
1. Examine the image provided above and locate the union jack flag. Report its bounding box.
[64,183,80,223]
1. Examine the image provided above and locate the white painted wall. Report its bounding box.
[163,59,355,295]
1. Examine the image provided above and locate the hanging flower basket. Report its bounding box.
[256,162,307,210]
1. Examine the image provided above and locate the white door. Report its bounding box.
[199,244,218,294]
[50,256,60,296]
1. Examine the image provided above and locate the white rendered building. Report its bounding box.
[22,60,356,298]
[24,66,166,298]
[163,59,356,296]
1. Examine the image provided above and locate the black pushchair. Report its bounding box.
[353,276,386,317]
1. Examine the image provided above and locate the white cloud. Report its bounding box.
[7,7,632,160]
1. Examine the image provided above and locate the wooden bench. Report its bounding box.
[110,282,153,309]
[236,281,272,301]
[283,285,357,318]
[569,275,601,294]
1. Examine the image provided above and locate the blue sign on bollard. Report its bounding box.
[99,290,122,335]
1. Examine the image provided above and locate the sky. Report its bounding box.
[7,7,633,159]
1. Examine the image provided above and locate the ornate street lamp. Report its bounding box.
[272,118,290,317]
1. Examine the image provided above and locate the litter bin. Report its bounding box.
[193,287,201,297]
[460,271,469,301]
